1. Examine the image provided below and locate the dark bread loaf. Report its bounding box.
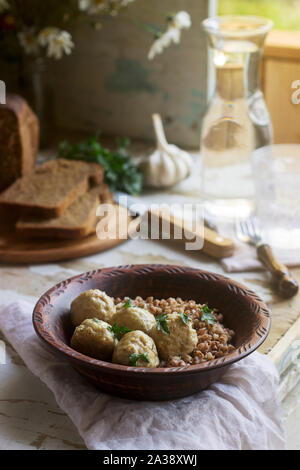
[0,158,104,218]
[0,94,39,192]
[16,183,113,239]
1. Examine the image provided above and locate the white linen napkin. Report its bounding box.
[0,300,286,450]
[212,218,300,273]
[221,239,300,273]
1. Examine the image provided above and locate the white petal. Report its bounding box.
[166,27,181,44]
[174,11,192,29]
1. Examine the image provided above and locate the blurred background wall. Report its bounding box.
[48,0,214,148]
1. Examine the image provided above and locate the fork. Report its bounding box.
[236,216,299,298]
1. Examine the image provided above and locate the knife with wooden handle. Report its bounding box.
[115,192,235,259]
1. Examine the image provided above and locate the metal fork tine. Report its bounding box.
[242,219,250,238]
[249,216,261,237]
[235,218,244,236]
[240,219,247,235]
[246,218,255,238]
[235,215,262,246]
[241,220,248,236]
[243,219,249,236]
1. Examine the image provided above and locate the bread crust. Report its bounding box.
[0,159,104,217]
[0,94,39,191]
[16,184,112,239]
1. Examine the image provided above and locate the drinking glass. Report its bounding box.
[252,144,300,250]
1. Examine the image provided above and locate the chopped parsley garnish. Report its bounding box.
[93,318,100,323]
[129,353,150,366]
[108,323,131,340]
[200,305,216,325]
[180,312,189,325]
[156,314,170,335]
[124,298,133,309]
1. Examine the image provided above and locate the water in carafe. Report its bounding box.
[201,17,273,218]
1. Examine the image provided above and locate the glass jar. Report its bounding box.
[20,56,54,148]
[200,16,273,218]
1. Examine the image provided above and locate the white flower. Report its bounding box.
[45,30,74,60]
[165,27,181,44]
[38,27,60,47]
[78,0,106,14]
[79,0,133,15]
[0,0,9,13]
[148,28,181,60]
[148,11,191,60]
[120,0,134,5]
[18,29,40,55]
[148,29,177,61]
[172,11,191,30]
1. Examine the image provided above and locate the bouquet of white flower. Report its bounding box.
[0,0,191,62]
[148,11,191,60]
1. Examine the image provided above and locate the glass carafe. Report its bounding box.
[200,16,273,218]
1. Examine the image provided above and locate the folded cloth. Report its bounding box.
[213,218,300,273]
[221,239,300,273]
[0,300,286,450]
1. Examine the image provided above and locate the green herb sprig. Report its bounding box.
[200,305,216,325]
[108,323,131,340]
[129,353,150,366]
[123,298,133,309]
[180,311,189,325]
[156,314,170,335]
[58,135,143,195]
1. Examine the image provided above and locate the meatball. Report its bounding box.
[71,289,116,326]
[71,318,117,360]
[112,330,159,368]
[150,312,198,360]
[111,304,156,335]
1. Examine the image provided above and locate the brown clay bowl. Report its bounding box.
[32,264,271,401]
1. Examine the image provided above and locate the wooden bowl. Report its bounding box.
[32,264,271,400]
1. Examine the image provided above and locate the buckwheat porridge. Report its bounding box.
[70,289,236,368]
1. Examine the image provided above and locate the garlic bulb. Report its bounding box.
[139,114,193,188]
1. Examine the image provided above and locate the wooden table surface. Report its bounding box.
[0,152,299,450]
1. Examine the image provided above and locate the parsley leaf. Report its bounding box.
[93,318,100,323]
[57,135,143,195]
[108,323,131,340]
[200,305,216,325]
[124,298,133,309]
[202,305,212,313]
[180,312,189,325]
[129,353,150,366]
[156,314,170,335]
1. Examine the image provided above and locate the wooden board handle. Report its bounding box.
[257,243,299,298]
[148,208,235,259]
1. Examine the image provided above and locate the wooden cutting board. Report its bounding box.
[0,204,135,264]
[0,203,235,264]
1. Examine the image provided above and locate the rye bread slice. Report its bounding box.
[0,94,39,192]
[16,183,113,239]
[0,158,104,218]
